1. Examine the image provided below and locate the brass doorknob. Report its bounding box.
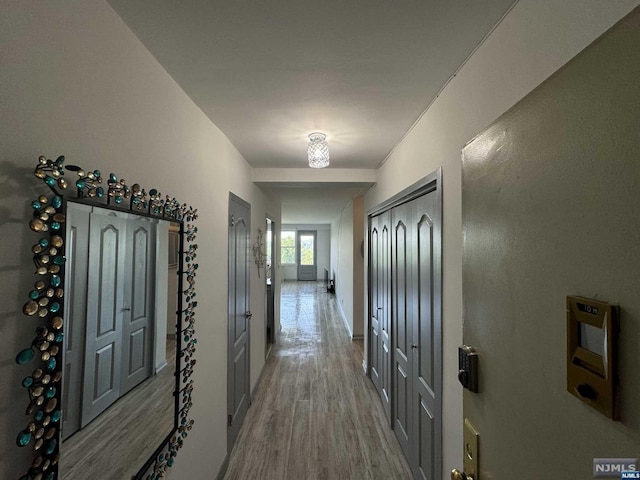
[451,469,474,480]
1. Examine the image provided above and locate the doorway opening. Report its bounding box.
[265,217,276,357]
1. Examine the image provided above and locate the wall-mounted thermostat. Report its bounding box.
[566,295,619,420]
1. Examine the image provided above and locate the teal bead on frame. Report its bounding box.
[39,238,49,247]
[75,179,85,189]
[45,176,56,187]
[115,196,122,204]
[53,256,65,265]
[51,275,61,287]
[50,222,61,231]
[16,348,34,365]
[45,438,56,455]
[29,290,39,300]
[32,201,42,210]
[51,410,61,422]
[45,386,56,398]
[35,411,44,421]
[49,302,60,313]
[97,187,104,197]
[22,376,33,388]
[52,196,62,208]
[109,173,117,182]
[16,430,32,447]
[46,357,56,371]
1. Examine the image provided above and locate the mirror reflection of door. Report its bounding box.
[61,203,177,480]
[296,230,317,281]
[68,209,156,429]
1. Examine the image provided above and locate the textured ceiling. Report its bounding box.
[107,0,517,170]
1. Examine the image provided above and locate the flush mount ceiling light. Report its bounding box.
[308,132,329,168]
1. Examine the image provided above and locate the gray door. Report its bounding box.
[387,177,442,480]
[369,215,383,395]
[370,211,392,421]
[411,191,441,480]
[82,214,126,426]
[460,16,639,478]
[379,211,392,422]
[228,193,251,449]
[120,221,155,395]
[392,201,413,456]
[296,230,317,281]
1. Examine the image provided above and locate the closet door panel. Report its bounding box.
[121,221,154,395]
[412,189,441,480]
[392,202,414,457]
[380,211,391,419]
[82,215,126,427]
[369,215,382,395]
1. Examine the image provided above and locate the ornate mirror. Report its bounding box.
[15,156,198,480]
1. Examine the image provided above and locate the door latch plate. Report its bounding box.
[464,418,479,478]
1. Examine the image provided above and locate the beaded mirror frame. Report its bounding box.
[15,155,198,480]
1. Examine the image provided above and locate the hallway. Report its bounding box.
[224,281,412,480]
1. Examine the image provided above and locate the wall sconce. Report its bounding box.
[252,228,266,277]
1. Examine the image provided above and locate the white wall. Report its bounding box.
[364,0,640,475]
[330,196,365,340]
[332,202,354,336]
[280,224,331,281]
[352,196,365,339]
[0,2,279,479]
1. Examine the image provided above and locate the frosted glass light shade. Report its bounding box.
[308,133,329,168]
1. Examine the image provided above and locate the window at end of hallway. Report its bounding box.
[281,230,296,264]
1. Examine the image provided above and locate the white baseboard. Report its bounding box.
[336,299,354,338]
[362,359,368,375]
[155,360,168,375]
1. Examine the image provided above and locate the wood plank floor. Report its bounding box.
[60,338,176,480]
[224,281,412,480]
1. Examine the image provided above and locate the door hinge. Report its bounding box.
[229,214,235,227]
[228,414,233,427]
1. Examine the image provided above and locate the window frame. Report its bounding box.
[296,231,317,267]
[280,230,297,265]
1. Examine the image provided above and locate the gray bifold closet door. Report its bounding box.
[369,171,442,480]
